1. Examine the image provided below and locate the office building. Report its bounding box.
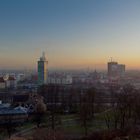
[108,61,118,77]
[38,52,48,85]
[108,61,125,78]
[118,64,125,77]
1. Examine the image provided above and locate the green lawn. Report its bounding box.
[59,113,109,135]
[19,122,35,131]
[7,113,110,138]
[0,131,7,140]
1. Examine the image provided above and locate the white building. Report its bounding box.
[47,74,72,85]
[0,75,16,89]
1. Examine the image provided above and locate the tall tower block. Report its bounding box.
[38,52,48,85]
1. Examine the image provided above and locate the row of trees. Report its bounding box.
[6,83,140,139]
[105,84,140,130]
[37,84,140,136]
[37,85,97,136]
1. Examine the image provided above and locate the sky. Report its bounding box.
[0,0,140,70]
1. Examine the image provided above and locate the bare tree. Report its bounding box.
[86,87,96,117]
[110,84,136,129]
[38,84,60,130]
[78,89,94,136]
[34,97,47,127]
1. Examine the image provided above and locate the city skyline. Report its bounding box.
[0,0,140,70]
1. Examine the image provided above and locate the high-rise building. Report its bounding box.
[38,52,48,85]
[118,64,125,77]
[108,61,125,78]
[108,61,118,77]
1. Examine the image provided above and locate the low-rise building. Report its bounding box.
[47,74,72,85]
[0,75,16,89]
[0,77,6,89]
[0,105,28,125]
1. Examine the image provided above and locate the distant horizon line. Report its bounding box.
[0,68,140,72]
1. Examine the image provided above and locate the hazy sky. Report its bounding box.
[0,0,140,70]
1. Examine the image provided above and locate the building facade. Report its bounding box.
[108,61,125,78]
[118,64,125,77]
[47,73,73,85]
[108,61,118,77]
[0,75,16,89]
[38,52,48,85]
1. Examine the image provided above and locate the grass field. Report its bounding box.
[1,112,111,139]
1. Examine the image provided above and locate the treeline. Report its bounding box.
[4,83,140,139]
[36,84,140,139]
